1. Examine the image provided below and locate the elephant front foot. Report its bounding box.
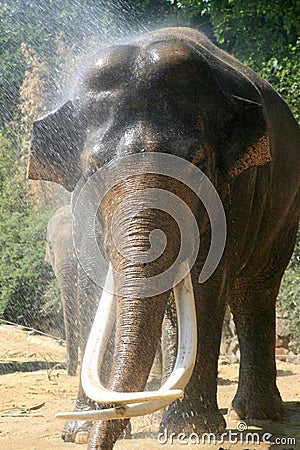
[61,416,132,444]
[61,417,93,443]
[230,388,283,421]
[61,399,97,443]
[159,399,226,438]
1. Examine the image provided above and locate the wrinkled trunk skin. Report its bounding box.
[57,266,79,377]
[88,293,169,449]
[87,174,188,450]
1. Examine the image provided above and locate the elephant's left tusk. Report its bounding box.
[56,261,197,421]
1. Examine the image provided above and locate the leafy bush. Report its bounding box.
[260,39,300,120]
[0,129,31,214]
[175,0,300,120]
[277,228,300,352]
[0,210,61,329]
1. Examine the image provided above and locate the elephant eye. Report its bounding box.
[47,240,54,255]
[86,157,100,177]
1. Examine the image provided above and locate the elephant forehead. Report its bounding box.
[82,41,205,92]
[144,40,201,69]
[134,40,208,84]
[83,45,138,91]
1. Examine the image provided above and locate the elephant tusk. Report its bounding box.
[81,263,183,405]
[80,263,117,398]
[55,399,172,420]
[56,261,197,421]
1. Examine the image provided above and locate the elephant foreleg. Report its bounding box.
[229,279,283,420]
[160,264,226,435]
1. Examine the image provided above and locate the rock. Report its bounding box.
[286,353,300,365]
[219,340,230,356]
[75,431,89,444]
[229,337,239,354]
[276,318,290,337]
[219,356,230,365]
[276,347,289,355]
[288,340,300,354]
[276,347,289,361]
[281,335,290,348]
[276,337,284,347]
[230,350,240,364]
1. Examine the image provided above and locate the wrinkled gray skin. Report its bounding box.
[46,205,172,442]
[29,27,300,450]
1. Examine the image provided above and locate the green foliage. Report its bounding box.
[0,129,31,214]
[176,0,300,118]
[176,0,300,57]
[277,226,300,351]
[42,278,62,317]
[278,270,300,352]
[0,211,57,326]
[39,278,64,336]
[260,39,300,120]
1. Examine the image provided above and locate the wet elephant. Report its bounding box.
[28,27,300,450]
[45,205,171,443]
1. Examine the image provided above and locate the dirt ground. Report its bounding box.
[0,324,299,450]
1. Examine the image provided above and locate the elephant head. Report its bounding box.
[28,28,272,448]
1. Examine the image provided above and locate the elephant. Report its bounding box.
[28,27,300,450]
[45,204,170,443]
[46,205,106,377]
[46,205,80,376]
[45,204,107,441]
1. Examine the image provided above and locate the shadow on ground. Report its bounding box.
[0,360,66,375]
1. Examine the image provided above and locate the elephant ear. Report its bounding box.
[28,100,85,191]
[219,93,271,178]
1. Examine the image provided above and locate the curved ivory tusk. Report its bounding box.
[79,263,183,405]
[56,261,197,421]
[56,399,172,420]
[80,263,117,397]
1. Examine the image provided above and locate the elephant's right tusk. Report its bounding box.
[56,260,197,421]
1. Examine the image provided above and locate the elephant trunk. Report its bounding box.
[88,292,170,449]
[88,175,179,448]
[56,263,79,376]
